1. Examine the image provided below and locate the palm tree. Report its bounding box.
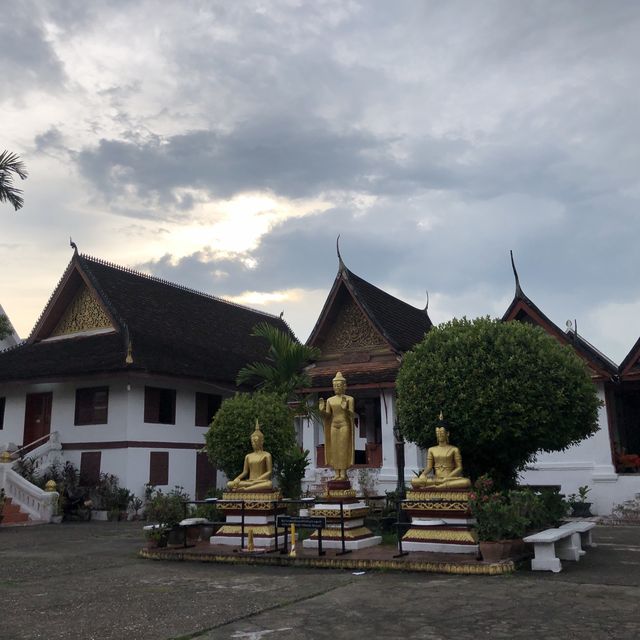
[237,322,321,397]
[0,151,28,211]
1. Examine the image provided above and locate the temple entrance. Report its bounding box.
[353,393,382,467]
[612,382,640,463]
[23,392,52,446]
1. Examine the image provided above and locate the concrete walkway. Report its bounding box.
[0,521,638,639]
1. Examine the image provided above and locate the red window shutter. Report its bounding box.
[195,452,217,499]
[144,387,160,423]
[149,452,169,485]
[80,452,101,485]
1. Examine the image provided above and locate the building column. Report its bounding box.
[379,389,397,482]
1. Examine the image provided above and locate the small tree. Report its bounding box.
[0,315,11,340]
[205,391,296,481]
[396,317,601,488]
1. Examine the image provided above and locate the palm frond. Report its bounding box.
[0,150,28,211]
[236,322,321,395]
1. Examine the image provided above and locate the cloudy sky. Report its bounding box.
[2,1,640,363]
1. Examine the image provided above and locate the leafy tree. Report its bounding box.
[205,391,297,481]
[0,315,10,340]
[396,317,601,488]
[236,322,320,397]
[0,151,28,211]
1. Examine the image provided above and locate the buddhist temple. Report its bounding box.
[300,245,432,493]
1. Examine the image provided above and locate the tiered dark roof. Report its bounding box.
[620,337,640,380]
[0,253,293,384]
[305,256,432,390]
[307,264,432,355]
[342,268,433,352]
[503,253,617,381]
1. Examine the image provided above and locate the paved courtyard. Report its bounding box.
[0,521,638,639]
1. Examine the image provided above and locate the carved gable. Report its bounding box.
[50,285,113,337]
[321,298,387,353]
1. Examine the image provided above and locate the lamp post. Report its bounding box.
[393,420,406,499]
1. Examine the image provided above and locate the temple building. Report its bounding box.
[0,250,292,500]
[299,251,432,493]
[503,255,640,514]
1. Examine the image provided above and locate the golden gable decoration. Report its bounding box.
[322,299,386,352]
[50,286,113,337]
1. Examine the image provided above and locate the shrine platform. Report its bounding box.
[139,539,517,575]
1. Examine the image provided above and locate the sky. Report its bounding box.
[2,0,640,364]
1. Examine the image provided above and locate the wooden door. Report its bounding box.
[23,392,52,446]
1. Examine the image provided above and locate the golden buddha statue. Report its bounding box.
[318,372,355,481]
[227,420,274,491]
[411,414,471,490]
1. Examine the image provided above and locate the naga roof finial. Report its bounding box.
[70,237,78,254]
[510,250,524,297]
[336,234,345,272]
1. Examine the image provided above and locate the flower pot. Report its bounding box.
[571,502,593,517]
[479,540,510,562]
[200,525,214,541]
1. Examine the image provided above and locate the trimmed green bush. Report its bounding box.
[397,317,601,488]
[204,391,296,481]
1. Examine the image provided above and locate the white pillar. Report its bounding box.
[379,389,397,483]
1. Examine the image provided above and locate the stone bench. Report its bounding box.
[523,527,582,572]
[559,521,596,552]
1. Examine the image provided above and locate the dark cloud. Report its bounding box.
[0,3,66,101]
[5,0,640,360]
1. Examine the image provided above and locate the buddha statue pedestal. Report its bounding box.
[302,480,382,551]
[210,489,286,550]
[401,488,478,554]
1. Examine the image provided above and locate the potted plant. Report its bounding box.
[129,496,144,521]
[143,524,169,548]
[469,476,528,562]
[144,486,188,546]
[567,485,592,517]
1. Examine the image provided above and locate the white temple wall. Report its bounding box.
[517,381,634,515]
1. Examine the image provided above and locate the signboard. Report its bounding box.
[277,515,326,529]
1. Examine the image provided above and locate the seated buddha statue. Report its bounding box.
[227,420,273,491]
[411,414,471,490]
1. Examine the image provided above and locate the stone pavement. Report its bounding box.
[0,521,638,639]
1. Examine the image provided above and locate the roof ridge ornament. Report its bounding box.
[336,235,346,273]
[69,237,78,254]
[510,250,524,298]
[423,290,429,313]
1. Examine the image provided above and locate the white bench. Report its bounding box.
[523,527,582,572]
[559,521,596,552]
